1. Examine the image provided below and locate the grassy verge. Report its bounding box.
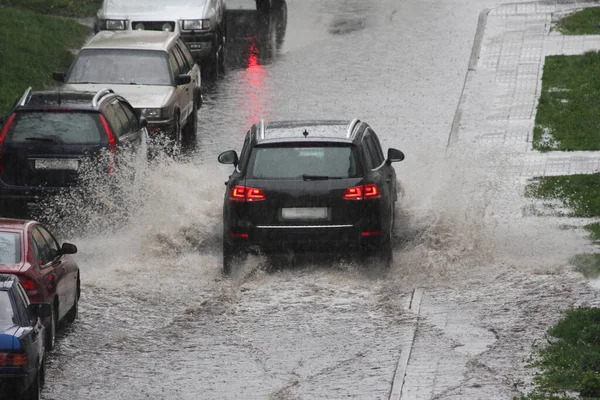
[525,174,600,217]
[0,0,101,18]
[0,7,90,114]
[521,307,600,399]
[534,52,600,151]
[555,7,600,35]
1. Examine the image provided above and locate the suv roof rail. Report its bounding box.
[346,118,360,138]
[92,88,115,107]
[18,87,33,107]
[259,119,266,139]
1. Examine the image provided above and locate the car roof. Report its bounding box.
[257,120,360,144]
[0,274,16,290]
[0,219,30,231]
[83,30,178,52]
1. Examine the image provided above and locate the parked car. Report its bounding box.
[217,119,405,274]
[0,88,148,216]
[0,274,51,400]
[54,30,201,150]
[94,0,226,75]
[0,219,79,351]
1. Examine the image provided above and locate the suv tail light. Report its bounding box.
[99,114,117,173]
[229,185,266,202]
[0,114,17,174]
[343,184,381,200]
[0,352,27,366]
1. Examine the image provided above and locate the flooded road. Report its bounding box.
[38,0,598,399]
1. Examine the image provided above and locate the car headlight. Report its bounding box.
[140,108,162,119]
[182,19,210,30]
[105,19,127,30]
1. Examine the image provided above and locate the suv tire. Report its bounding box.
[223,240,239,276]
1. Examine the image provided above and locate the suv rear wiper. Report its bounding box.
[302,174,341,181]
[25,137,62,143]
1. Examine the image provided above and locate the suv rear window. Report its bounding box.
[247,144,361,179]
[68,49,171,86]
[0,232,21,264]
[6,112,104,144]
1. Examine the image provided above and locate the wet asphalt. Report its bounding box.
[39,0,508,398]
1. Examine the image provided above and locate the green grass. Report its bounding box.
[534,52,600,151]
[586,223,600,242]
[522,307,600,400]
[525,174,600,217]
[0,7,89,114]
[570,254,600,278]
[0,0,101,18]
[555,7,600,35]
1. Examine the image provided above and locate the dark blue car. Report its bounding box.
[0,274,50,400]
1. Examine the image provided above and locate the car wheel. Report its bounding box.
[218,30,226,74]
[44,303,57,352]
[182,104,198,150]
[66,277,79,323]
[24,369,41,400]
[223,241,239,276]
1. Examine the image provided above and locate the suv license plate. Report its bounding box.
[34,159,79,170]
[281,207,328,220]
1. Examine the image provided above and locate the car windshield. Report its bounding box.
[0,232,21,265]
[67,49,171,86]
[6,112,104,144]
[0,291,15,326]
[247,144,360,179]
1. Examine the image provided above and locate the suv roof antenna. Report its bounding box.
[303,129,309,138]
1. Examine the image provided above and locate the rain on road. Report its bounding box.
[39,0,597,399]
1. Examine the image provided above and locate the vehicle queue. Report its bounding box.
[0,0,406,398]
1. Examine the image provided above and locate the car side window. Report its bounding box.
[31,227,52,266]
[38,226,60,261]
[113,102,132,137]
[169,50,181,77]
[103,102,122,139]
[119,102,140,133]
[174,44,190,74]
[238,132,251,170]
[177,41,195,68]
[12,287,30,326]
[367,129,385,166]
[364,133,384,169]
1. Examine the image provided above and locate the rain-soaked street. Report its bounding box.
[39,0,600,398]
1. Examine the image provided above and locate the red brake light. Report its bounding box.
[19,276,37,291]
[0,113,17,174]
[229,185,266,202]
[99,114,117,152]
[343,184,381,200]
[0,353,27,366]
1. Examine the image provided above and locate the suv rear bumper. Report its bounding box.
[180,32,215,60]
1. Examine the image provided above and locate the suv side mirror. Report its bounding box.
[387,148,405,163]
[52,72,66,83]
[175,74,192,86]
[28,303,52,319]
[218,150,239,167]
[139,117,149,128]
[61,242,78,255]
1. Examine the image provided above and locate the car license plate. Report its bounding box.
[34,159,79,170]
[281,207,328,220]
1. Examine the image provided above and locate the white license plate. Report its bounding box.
[281,207,328,220]
[34,159,79,170]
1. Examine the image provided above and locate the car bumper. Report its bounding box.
[180,32,215,59]
[146,118,177,140]
[0,183,65,203]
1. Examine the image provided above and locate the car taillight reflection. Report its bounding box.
[0,114,17,174]
[343,184,381,200]
[230,185,266,202]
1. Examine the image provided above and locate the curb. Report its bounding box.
[388,288,424,400]
[446,8,490,149]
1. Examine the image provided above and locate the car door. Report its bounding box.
[119,101,145,155]
[362,129,394,230]
[12,285,43,359]
[173,43,195,118]
[33,226,70,320]
[178,40,201,95]
[168,48,189,127]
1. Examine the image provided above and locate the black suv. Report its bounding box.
[218,119,405,274]
[0,88,148,216]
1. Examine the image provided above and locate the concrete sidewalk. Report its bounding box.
[449,0,600,177]
[395,1,600,399]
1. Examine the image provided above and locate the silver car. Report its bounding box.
[54,31,202,149]
[94,0,226,75]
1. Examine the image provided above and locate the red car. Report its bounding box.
[0,218,79,351]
